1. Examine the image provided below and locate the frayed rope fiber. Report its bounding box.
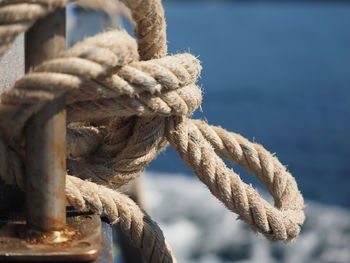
[0,0,304,262]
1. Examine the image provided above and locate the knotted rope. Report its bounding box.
[0,0,305,262]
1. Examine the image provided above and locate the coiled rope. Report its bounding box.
[0,0,305,262]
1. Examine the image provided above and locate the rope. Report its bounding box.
[192,120,304,211]
[66,176,176,263]
[121,0,167,60]
[0,0,305,261]
[166,117,304,242]
[0,31,201,138]
[107,0,169,183]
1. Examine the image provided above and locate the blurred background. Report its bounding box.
[68,0,350,262]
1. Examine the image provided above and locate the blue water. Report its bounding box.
[147,3,350,208]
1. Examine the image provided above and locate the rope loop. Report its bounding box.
[166,117,304,242]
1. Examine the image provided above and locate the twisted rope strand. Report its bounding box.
[121,0,167,60]
[0,30,139,138]
[110,53,201,96]
[66,84,202,122]
[0,30,201,139]
[192,119,304,211]
[0,30,201,189]
[106,0,169,190]
[66,175,176,263]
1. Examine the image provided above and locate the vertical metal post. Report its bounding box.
[25,9,67,233]
[0,7,103,262]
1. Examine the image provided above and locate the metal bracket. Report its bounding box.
[0,211,101,262]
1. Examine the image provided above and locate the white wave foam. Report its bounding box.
[143,172,350,263]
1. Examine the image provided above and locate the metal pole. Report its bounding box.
[25,9,67,233]
[0,8,102,262]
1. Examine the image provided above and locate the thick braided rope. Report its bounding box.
[0,0,70,58]
[0,0,171,189]
[0,30,139,138]
[121,0,167,60]
[66,176,176,263]
[0,30,201,139]
[0,29,201,189]
[67,84,202,122]
[61,0,172,189]
[122,0,303,243]
[66,118,304,230]
[0,29,201,187]
[66,116,305,242]
[104,0,169,186]
[66,117,168,188]
[166,117,304,242]
[0,3,197,258]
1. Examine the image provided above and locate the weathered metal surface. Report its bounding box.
[25,95,67,232]
[0,212,101,262]
[25,8,67,232]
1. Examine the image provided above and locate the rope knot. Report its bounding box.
[0,0,305,261]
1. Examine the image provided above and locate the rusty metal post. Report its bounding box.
[25,9,67,234]
[0,7,103,262]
